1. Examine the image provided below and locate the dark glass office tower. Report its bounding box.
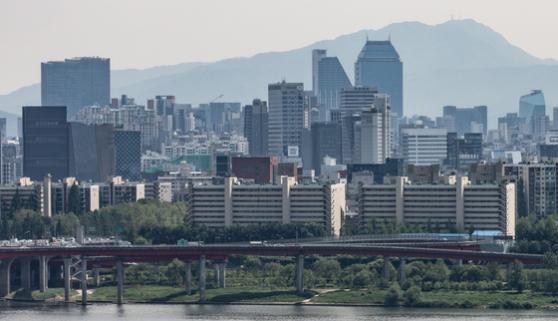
[312,49,352,121]
[355,40,403,118]
[243,99,268,156]
[114,130,141,181]
[69,123,115,181]
[311,122,342,175]
[23,106,70,181]
[41,57,110,119]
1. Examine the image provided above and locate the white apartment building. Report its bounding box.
[188,176,346,236]
[359,176,516,237]
[358,94,391,164]
[402,128,448,165]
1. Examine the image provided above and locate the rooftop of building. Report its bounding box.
[357,40,401,61]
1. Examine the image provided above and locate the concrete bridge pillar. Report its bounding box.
[0,259,14,297]
[93,268,101,287]
[399,258,406,282]
[116,260,124,305]
[80,257,88,305]
[213,260,226,288]
[63,257,71,303]
[184,260,192,295]
[199,255,206,303]
[383,257,391,281]
[218,261,226,288]
[20,257,32,291]
[295,254,304,294]
[38,256,48,292]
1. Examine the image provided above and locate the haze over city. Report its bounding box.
[1,0,558,318]
[1,0,558,94]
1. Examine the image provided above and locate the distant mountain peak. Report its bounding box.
[1,19,557,132]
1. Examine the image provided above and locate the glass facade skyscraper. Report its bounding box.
[355,40,403,118]
[312,49,352,122]
[23,106,70,181]
[41,57,110,120]
[114,130,141,181]
[519,90,546,120]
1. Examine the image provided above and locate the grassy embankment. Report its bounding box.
[26,285,558,309]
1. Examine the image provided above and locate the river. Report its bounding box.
[0,304,556,320]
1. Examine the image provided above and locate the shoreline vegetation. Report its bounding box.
[2,203,558,311]
[1,285,556,310]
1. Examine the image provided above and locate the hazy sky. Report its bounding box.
[0,0,556,94]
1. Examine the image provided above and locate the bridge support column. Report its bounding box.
[80,257,87,306]
[383,257,391,281]
[184,260,192,295]
[295,254,304,294]
[0,259,13,297]
[213,260,226,288]
[93,268,100,287]
[20,257,32,291]
[116,260,124,305]
[399,258,406,283]
[218,261,226,288]
[199,255,206,303]
[63,258,71,303]
[39,256,48,292]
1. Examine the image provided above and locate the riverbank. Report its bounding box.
[18,285,558,310]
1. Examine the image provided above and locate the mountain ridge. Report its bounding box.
[1,19,556,131]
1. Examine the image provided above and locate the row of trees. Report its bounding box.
[513,215,558,254]
[0,200,326,244]
[120,256,553,298]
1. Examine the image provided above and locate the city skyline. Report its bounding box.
[2,0,558,95]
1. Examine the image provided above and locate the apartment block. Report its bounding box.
[358,176,516,237]
[188,176,346,235]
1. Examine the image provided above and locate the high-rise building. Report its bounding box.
[268,81,306,159]
[0,118,6,142]
[402,128,447,166]
[497,113,525,144]
[339,86,379,164]
[155,95,176,116]
[243,99,268,156]
[504,163,557,217]
[310,122,342,175]
[356,94,391,164]
[68,123,115,182]
[312,49,352,121]
[41,57,110,119]
[114,130,141,181]
[23,106,70,181]
[355,40,403,117]
[519,90,546,121]
[442,105,488,137]
[446,133,483,170]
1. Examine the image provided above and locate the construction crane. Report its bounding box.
[210,94,224,103]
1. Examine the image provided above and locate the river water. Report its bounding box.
[0,304,556,321]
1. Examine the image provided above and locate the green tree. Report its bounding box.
[403,285,422,306]
[313,258,341,285]
[508,261,526,293]
[384,283,402,306]
[67,183,81,214]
